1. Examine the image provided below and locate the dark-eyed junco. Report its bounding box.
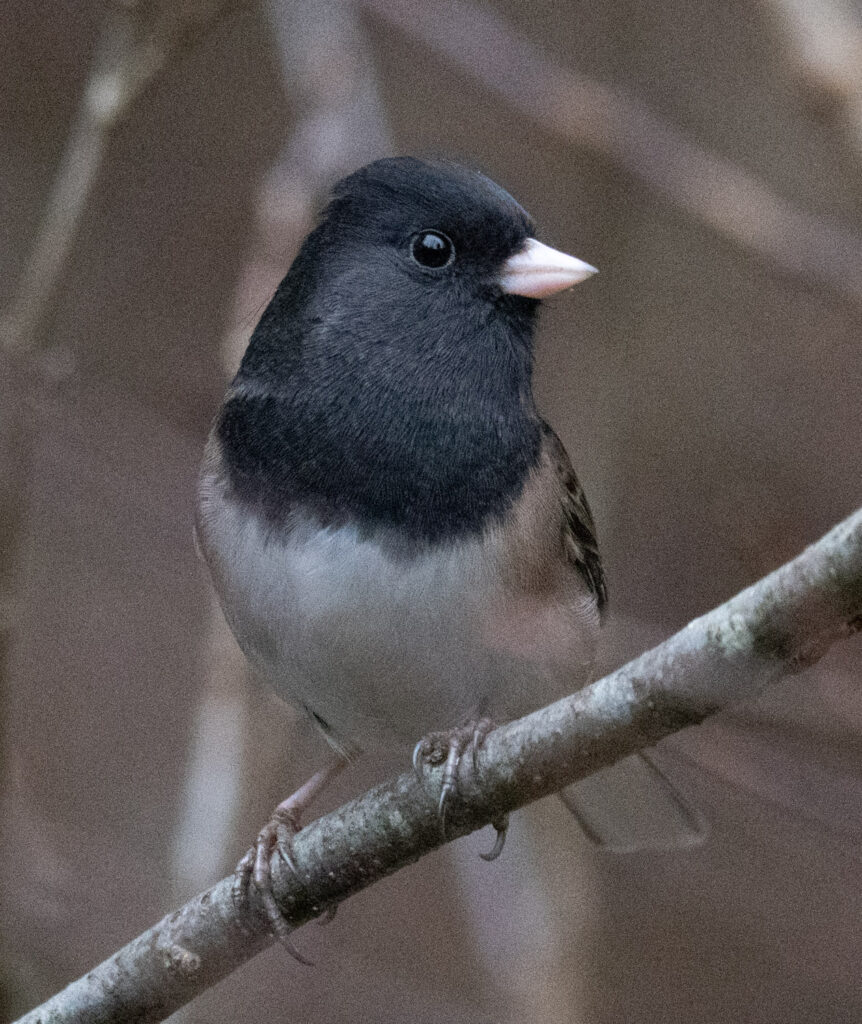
[196,157,674,951]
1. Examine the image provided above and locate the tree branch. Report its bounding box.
[14,506,862,1024]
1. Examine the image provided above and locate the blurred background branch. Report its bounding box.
[763,0,862,160]
[360,0,862,306]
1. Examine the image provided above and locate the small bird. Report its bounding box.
[196,158,688,951]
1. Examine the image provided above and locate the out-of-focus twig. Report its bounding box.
[763,0,862,159]
[0,0,243,355]
[221,0,393,372]
[358,0,862,307]
[14,506,862,1024]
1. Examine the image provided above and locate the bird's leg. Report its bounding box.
[234,757,347,962]
[413,718,508,861]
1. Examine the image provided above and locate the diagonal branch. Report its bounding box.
[13,505,862,1024]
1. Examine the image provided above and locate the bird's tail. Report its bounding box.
[558,750,708,852]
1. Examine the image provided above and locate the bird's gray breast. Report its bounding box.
[196,462,598,752]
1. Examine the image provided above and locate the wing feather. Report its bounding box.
[541,422,607,612]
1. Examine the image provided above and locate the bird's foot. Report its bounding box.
[412,719,508,861]
[233,760,346,963]
[234,803,313,965]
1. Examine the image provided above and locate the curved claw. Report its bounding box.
[412,739,425,781]
[479,817,509,862]
[233,762,347,964]
[437,786,448,819]
[415,720,502,851]
[260,886,315,966]
[243,811,313,963]
[232,843,313,964]
[438,782,455,839]
[274,821,301,876]
[470,719,493,774]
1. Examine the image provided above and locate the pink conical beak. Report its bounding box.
[498,238,597,298]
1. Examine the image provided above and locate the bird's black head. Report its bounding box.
[239,158,542,384]
[219,158,588,544]
[317,156,537,312]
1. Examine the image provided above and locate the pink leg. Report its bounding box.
[235,757,347,962]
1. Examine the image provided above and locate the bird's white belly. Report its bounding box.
[197,479,595,752]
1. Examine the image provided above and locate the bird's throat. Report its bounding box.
[218,347,542,545]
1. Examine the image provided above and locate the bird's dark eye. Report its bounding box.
[410,230,455,269]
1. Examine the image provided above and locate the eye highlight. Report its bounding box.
[410,230,455,269]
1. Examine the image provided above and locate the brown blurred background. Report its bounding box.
[1,1,861,1021]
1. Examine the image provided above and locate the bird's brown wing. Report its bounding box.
[541,422,607,613]
[541,428,707,848]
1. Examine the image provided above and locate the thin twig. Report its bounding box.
[0,0,244,355]
[358,0,862,307]
[221,0,393,371]
[13,506,862,1024]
